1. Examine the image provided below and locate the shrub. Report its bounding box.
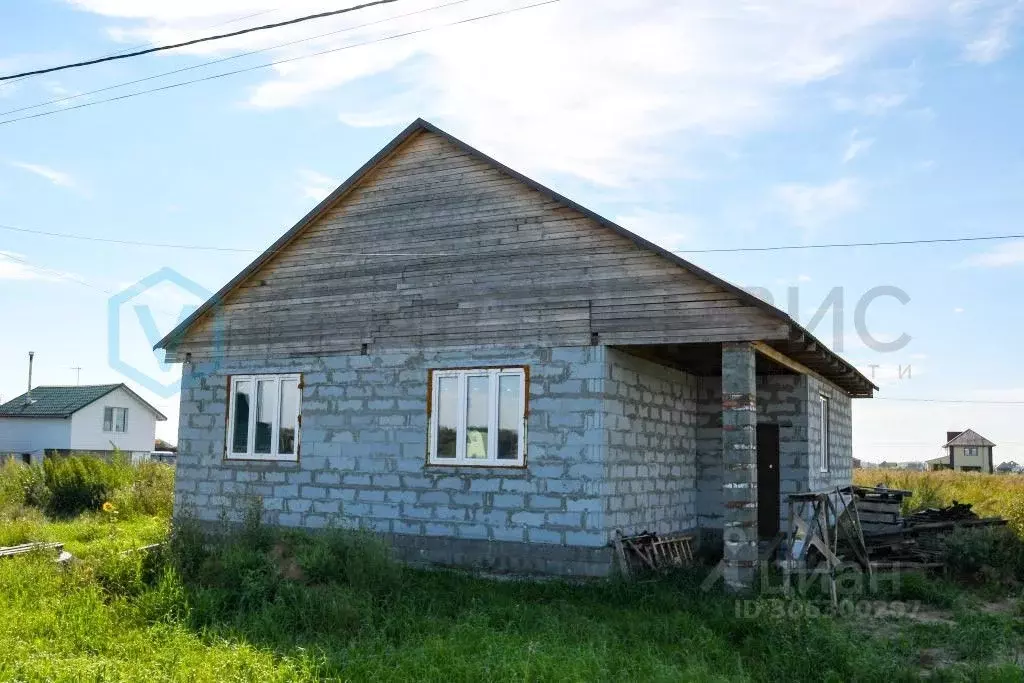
[0,461,51,512]
[169,517,402,620]
[941,526,1024,584]
[110,462,174,518]
[293,529,400,591]
[43,455,130,517]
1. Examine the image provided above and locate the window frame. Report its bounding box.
[225,373,302,462]
[103,406,128,433]
[427,366,528,468]
[963,446,978,458]
[818,394,830,473]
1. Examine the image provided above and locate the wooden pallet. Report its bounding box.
[0,542,63,559]
[614,530,694,577]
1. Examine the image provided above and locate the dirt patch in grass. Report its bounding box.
[269,541,306,583]
[979,597,1020,616]
[916,647,957,676]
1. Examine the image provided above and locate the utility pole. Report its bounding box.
[70,365,82,385]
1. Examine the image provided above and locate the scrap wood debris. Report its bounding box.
[906,501,978,525]
[844,493,1009,570]
[613,529,694,577]
[0,541,73,564]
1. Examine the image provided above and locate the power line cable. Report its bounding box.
[0,0,474,119]
[677,233,1024,253]
[1,8,281,88]
[873,397,1024,405]
[0,223,253,252]
[0,0,561,127]
[0,1,402,82]
[1,221,1022,255]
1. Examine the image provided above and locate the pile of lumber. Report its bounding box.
[851,485,911,535]
[0,541,73,564]
[859,501,1007,570]
[907,501,977,525]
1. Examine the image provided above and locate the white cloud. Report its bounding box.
[833,91,909,115]
[613,209,696,251]
[953,306,965,313]
[955,0,1020,63]
[842,129,874,163]
[297,169,337,201]
[961,239,1024,267]
[774,178,862,228]
[42,81,83,107]
[0,251,77,282]
[61,0,1014,186]
[9,161,78,189]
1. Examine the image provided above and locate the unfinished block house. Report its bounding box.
[157,119,876,588]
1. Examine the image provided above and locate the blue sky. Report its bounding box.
[1,0,1023,464]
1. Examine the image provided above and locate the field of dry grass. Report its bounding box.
[853,469,1024,536]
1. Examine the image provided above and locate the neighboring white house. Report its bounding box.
[0,384,166,465]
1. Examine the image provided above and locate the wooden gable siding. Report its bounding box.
[167,131,788,361]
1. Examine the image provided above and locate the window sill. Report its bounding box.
[222,457,300,469]
[424,463,528,474]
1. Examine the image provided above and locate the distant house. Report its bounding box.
[996,461,1020,474]
[926,429,995,473]
[0,384,167,465]
[154,118,876,583]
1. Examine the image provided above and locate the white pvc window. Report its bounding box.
[103,407,128,433]
[428,367,527,467]
[964,446,978,458]
[819,394,830,473]
[227,374,301,461]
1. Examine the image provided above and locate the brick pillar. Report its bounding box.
[721,342,758,591]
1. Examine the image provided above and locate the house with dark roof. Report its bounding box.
[154,119,875,588]
[0,384,167,465]
[927,429,996,473]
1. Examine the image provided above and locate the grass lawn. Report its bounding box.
[0,461,1022,681]
[0,512,1022,682]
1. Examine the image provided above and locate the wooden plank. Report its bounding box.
[171,129,787,359]
[857,511,900,523]
[753,341,831,386]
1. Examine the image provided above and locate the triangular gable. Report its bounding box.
[157,119,788,349]
[155,119,874,396]
[944,429,995,447]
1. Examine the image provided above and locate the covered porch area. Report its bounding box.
[609,337,875,590]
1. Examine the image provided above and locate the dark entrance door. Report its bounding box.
[756,424,781,540]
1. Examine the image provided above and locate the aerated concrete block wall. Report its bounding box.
[174,345,614,575]
[602,349,698,536]
[808,376,853,491]
[695,373,851,532]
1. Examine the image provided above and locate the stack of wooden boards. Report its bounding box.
[0,541,73,564]
[851,486,909,535]
[847,488,1008,570]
